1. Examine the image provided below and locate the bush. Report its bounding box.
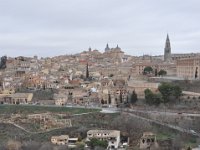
[158,83,182,103]
[87,138,108,149]
[144,89,162,106]
[158,69,167,76]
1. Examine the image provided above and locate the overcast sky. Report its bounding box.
[0,0,200,57]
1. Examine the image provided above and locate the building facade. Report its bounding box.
[87,130,121,149]
[176,57,200,80]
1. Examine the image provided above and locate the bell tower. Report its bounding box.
[164,34,171,62]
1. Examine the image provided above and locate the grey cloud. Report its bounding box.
[0,0,200,57]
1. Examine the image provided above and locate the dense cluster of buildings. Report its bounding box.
[50,130,160,150]
[51,130,127,149]
[0,35,200,106]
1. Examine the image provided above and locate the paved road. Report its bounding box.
[2,103,101,110]
[4,104,200,117]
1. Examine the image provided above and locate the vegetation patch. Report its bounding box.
[0,105,100,114]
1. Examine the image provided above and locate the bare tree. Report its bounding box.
[111,114,151,144]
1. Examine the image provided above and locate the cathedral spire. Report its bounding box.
[166,34,169,41]
[105,43,110,52]
[164,34,171,62]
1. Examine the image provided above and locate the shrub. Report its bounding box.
[87,138,108,149]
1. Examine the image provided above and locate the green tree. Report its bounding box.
[108,93,111,104]
[158,69,167,76]
[143,66,153,75]
[87,138,108,149]
[0,56,7,69]
[101,99,104,104]
[144,89,162,105]
[86,63,89,79]
[158,83,182,103]
[119,92,123,103]
[173,85,182,102]
[155,68,158,76]
[153,93,163,106]
[130,90,138,104]
[158,83,173,103]
[144,89,154,105]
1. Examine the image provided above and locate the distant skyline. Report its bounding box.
[0,0,200,57]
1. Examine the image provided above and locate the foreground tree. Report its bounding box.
[158,83,174,103]
[144,89,162,106]
[173,85,182,102]
[144,89,154,105]
[87,138,108,149]
[111,114,151,144]
[158,83,182,103]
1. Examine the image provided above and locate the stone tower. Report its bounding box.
[164,34,171,62]
[105,43,110,52]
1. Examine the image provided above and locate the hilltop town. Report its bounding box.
[0,35,200,150]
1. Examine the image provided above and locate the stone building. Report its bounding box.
[99,78,128,106]
[103,44,125,63]
[128,80,159,99]
[133,61,176,76]
[139,132,158,149]
[87,130,121,149]
[176,57,200,80]
[51,135,69,145]
[54,93,68,106]
[0,93,33,104]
